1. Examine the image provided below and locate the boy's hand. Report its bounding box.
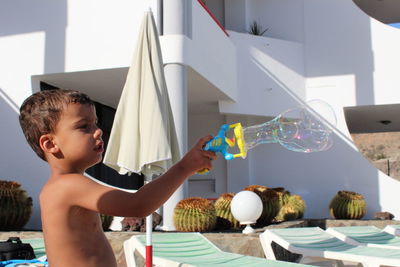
[176,135,217,176]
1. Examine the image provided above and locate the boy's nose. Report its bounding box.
[94,127,103,139]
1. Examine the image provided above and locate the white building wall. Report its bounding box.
[160,0,238,101]
[220,0,400,219]
[370,21,400,104]
[3,0,400,229]
[246,0,304,43]
[219,31,305,116]
[0,3,59,229]
[188,112,227,198]
[224,0,304,43]
[302,0,400,218]
[0,0,157,230]
[64,1,159,72]
[225,0,247,33]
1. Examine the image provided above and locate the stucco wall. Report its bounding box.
[0,0,157,230]
[221,0,400,219]
[3,0,400,229]
[303,0,400,218]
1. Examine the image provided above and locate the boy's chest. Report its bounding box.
[68,206,103,231]
[42,200,102,235]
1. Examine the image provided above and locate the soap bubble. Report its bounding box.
[243,100,336,153]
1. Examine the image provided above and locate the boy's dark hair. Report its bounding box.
[19,89,94,161]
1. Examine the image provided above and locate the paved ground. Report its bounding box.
[1,219,399,267]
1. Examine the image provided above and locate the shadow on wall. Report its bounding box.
[250,132,380,219]
[224,38,382,218]
[237,1,381,217]
[0,88,49,230]
[251,1,381,218]
[0,1,68,230]
[247,68,381,218]
[0,0,67,73]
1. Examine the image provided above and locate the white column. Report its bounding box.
[162,64,188,230]
[161,0,189,231]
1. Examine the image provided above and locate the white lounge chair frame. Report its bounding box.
[326,226,400,250]
[260,227,400,267]
[384,225,400,237]
[124,232,317,267]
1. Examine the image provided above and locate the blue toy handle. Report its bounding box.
[198,123,246,174]
[198,124,239,175]
[203,124,234,160]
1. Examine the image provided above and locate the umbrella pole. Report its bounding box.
[145,175,153,267]
[146,214,153,267]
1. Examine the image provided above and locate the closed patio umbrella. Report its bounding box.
[103,10,179,267]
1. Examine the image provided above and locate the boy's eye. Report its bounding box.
[78,124,88,129]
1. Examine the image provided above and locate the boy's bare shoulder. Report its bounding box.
[43,173,86,189]
[40,173,119,214]
[40,173,90,203]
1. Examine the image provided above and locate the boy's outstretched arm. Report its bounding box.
[61,136,217,217]
[117,135,217,215]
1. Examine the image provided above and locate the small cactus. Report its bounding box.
[173,197,217,232]
[214,193,240,229]
[273,187,291,207]
[0,180,33,230]
[275,194,306,222]
[243,185,281,225]
[329,190,366,219]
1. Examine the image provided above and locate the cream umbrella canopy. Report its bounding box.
[104,11,179,177]
[103,10,179,267]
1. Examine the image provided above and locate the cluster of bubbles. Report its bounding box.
[243,100,336,153]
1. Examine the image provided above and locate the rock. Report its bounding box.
[121,212,162,232]
[374,211,394,220]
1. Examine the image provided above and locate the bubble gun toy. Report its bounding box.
[198,123,246,174]
[198,100,336,174]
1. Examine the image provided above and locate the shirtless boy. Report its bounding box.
[19,89,216,267]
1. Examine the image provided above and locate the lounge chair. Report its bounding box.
[326,226,400,249]
[384,225,400,237]
[123,232,317,267]
[260,227,400,267]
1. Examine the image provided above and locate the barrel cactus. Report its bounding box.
[329,190,366,219]
[275,194,306,222]
[243,185,281,226]
[0,180,33,230]
[272,187,290,208]
[214,193,240,229]
[173,197,217,232]
[100,214,114,231]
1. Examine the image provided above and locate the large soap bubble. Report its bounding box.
[199,100,336,174]
[243,100,336,153]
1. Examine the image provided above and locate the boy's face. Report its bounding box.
[52,103,104,172]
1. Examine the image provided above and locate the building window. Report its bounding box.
[40,82,144,190]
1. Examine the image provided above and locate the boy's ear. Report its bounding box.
[39,134,59,154]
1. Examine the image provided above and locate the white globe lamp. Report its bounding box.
[230,190,263,234]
